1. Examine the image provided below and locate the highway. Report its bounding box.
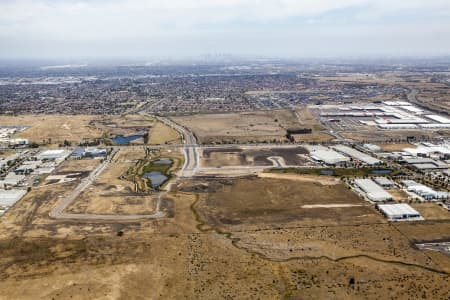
[155,115,199,177]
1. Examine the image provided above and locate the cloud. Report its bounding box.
[1,0,450,58]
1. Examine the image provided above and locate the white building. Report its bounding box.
[363,144,381,152]
[377,203,423,221]
[401,180,449,200]
[0,189,27,209]
[0,173,26,188]
[37,149,71,162]
[354,178,393,202]
[310,149,350,166]
[333,145,381,165]
[374,177,396,189]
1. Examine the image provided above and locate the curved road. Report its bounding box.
[49,115,198,221]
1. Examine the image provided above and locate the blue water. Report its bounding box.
[143,171,168,188]
[112,134,144,145]
[153,159,172,165]
[371,169,392,175]
[320,170,334,176]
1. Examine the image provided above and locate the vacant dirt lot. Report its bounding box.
[147,121,181,144]
[0,115,102,144]
[411,203,450,220]
[0,172,449,299]
[292,106,334,142]
[378,143,416,151]
[194,177,381,230]
[201,146,310,167]
[91,114,181,145]
[388,188,410,201]
[172,109,299,144]
[65,148,159,215]
[0,114,181,146]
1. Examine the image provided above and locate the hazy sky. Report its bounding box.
[1,0,450,60]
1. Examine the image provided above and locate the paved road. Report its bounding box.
[49,115,200,221]
[267,156,286,168]
[155,115,199,177]
[48,115,316,221]
[416,242,450,256]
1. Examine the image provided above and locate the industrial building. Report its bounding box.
[309,148,350,166]
[374,177,396,189]
[402,143,450,159]
[333,145,381,165]
[0,173,25,188]
[354,178,393,202]
[72,147,107,159]
[37,149,71,162]
[363,144,381,152]
[0,189,27,213]
[401,157,448,171]
[401,180,449,200]
[377,203,423,221]
[319,102,450,131]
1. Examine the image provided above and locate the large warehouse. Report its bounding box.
[310,148,350,166]
[377,203,423,221]
[333,145,381,165]
[0,189,27,210]
[354,178,393,202]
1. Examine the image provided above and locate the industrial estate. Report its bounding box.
[0,60,449,299]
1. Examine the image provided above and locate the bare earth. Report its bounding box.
[0,154,448,299]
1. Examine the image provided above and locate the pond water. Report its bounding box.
[320,170,334,176]
[153,158,172,165]
[112,134,144,145]
[371,169,392,175]
[143,171,168,188]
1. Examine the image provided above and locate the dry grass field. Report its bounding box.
[378,143,417,151]
[388,188,411,201]
[65,147,171,215]
[0,114,181,146]
[0,171,449,299]
[147,121,181,144]
[194,176,381,230]
[411,203,450,220]
[91,114,181,145]
[200,146,310,168]
[0,115,102,144]
[292,106,334,142]
[172,109,299,144]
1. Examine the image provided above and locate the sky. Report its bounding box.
[1,0,450,60]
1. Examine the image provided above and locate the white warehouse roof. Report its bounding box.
[0,189,27,208]
[425,115,450,124]
[310,149,350,165]
[333,145,381,165]
[355,178,393,202]
[374,177,395,187]
[378,124,418,129]
[377,203,422,221]
[37,149,71,161]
